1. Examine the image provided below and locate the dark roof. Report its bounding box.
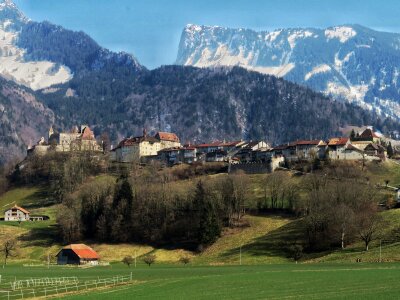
[360,128,379,139]
[365,143,385,151]
[113,135,159,150]
[345,144,363,152]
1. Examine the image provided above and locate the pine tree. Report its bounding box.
[193,181,221,246]
[387,142,394,158]
[198,201,221,245]
[350,129,356,140]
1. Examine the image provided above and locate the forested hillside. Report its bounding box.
[38,66,400,145]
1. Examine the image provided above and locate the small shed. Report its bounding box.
[56,244,100,265]
[4,205,30,221]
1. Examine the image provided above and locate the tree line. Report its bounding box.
[58,169,250,250]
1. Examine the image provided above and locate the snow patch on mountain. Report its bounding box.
[305,64,331,80]
[325,26,357,43]
[287,30,314,48]
[0,21,72,90]
[265,30,281,42]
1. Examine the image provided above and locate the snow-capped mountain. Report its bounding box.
[0,0,143,91]
[0,0,72,90]
[177,24,400,119]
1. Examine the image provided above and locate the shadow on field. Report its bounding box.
[221,218,306,259]
[22,187,58,210]
[18,224,61,247]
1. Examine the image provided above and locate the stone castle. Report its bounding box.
[28,125,102,156]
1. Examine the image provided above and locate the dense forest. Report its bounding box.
[38,65,400,145]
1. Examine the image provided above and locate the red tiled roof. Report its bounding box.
[61,244,99,259]
[5,205,30,214]
[155,132,180,143]
[81,126,95,140]
[328,137,349,146]
[220,141,243,147]
[295,140,322,146]
[196,141,224,148]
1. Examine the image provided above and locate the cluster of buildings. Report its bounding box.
[109,127,389,166]
[27,125,392,167]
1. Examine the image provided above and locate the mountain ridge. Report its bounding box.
[176,23,400,120]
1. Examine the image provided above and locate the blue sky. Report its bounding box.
[13,0,400,69]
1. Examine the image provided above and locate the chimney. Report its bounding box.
[143,128,147,137]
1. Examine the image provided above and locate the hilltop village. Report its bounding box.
[27,126,398,170]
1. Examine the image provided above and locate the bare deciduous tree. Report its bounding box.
[1,237,16,267]
[143,254,156,267]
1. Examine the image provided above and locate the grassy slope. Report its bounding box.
[0,161,399,265]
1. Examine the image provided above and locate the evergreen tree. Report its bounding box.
[350,129,356,140]
[387,142,394,158]
[113,178,133,211]
[193,181,221,246]
[198,201,221,245]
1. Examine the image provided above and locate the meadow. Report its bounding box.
[1,263,400,299]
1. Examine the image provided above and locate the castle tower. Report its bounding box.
[48,126,54,139]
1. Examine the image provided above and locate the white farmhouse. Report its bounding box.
[4,205,30,221]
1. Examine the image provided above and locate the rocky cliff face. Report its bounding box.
[177,24,400,120]
[0,79,54,165]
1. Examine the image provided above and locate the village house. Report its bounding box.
[158,147,181,165]
[327,137,351,160]
[364,143,387,160]
[253,148,273,162]
[28,125,102,156]
[351,128,382,150]
[181,145,197,163]
[112,130,181,163]
[195,141,245,155]
[234,141,270,162]
[4,205,30,221]
[295,140,325,160]
[158,145,197,165]
[206,149,228,162]
[56,244,100,265]
[155,132,181,148]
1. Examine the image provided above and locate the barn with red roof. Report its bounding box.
[56,244,100,265]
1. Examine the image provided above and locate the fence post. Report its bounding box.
[55,286,58,295]
[7,291,9,300]
[20,289,23,299]
[130,272,132,281]
[44,287,46,297]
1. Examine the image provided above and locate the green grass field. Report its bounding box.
[1,263,400,299]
